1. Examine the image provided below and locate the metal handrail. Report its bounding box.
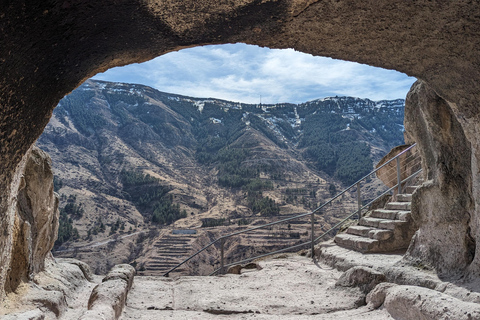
[163,143,421,277]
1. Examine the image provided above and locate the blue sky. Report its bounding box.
[93,43,416,104]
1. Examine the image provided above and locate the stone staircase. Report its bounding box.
[334,186,418,253]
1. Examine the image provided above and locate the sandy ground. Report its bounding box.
[120,255,393,319]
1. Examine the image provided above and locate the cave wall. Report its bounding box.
[1,0,480,298]
[3,146,59,294]
[404,81,475,277]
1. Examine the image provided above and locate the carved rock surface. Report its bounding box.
[384,285,480,320]
[1,257,94,319]
[80,264,135,320]
[4,146,59,294]
[403,81,475,277]
[1,0,480,302]
[367,283,480,319]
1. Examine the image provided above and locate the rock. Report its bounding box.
[4,146,59,295]
[55,258,94,282]
[226,265,243,275]
[20,289,67,318]
[335,266,386,293]
[2,309,45,320]
[366,282,397,309]
[227,262,261,275]
[81,264,135,320]
[403,81,475,277]
[84,280,127,320]
[102,264,136,291]
[368,194,392,211]
[34,256,90,296]
[384,285,480,320]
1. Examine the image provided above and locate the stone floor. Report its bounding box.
[120,255,393,319]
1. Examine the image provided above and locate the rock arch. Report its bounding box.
[1,0,480,298]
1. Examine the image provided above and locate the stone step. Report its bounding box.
[153,244,190,249]
[396,211,411,222]
[371,209,398,220]
[346,225,372,237]
[346,225,393,241]
[396,194,412,202]
[368,229,394,241]
[371,209,410,221]
[385,201,411,210]
[334,233,379,253]
[404,186,419,194]
[359,217,408,230]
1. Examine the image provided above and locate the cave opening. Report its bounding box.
[41,43,417,275]
[2,1,480,314]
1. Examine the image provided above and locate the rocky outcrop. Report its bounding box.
[403,81,475,277]
[3,146,59,295]
[1,0,480,303]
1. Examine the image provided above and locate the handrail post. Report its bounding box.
[310,212,315,258]
[220,238,225,275]
[356,182,362,220]
[396,157,402,194]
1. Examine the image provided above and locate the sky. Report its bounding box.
[93,43,416,105]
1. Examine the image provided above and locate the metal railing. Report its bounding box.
[163,144,422,277]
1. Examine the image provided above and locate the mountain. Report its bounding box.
[37,79,405,274]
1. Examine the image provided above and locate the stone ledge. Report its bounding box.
[368,284,480,320]
[80,264,135,320]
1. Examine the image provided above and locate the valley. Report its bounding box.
[38,79,405,275]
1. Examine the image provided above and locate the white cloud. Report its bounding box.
[93,43,416,104]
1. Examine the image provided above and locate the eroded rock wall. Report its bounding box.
[404,81,475,276]
[3,146,59,295]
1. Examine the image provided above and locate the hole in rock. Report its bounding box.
[39,43,416,276]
